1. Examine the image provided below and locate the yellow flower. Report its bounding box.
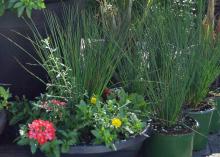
[90,96,97,105]
[111,118,122,128]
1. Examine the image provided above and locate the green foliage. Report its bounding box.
[182,1,220,109]
[0,0,45,17]
[15,88,148,157]
[8,98,38,125]
[0,86,10,110]
[24,7,126,103]
[88,88,147,146]
[186,36,220,108]
[116,2,205,126]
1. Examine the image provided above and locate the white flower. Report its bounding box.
[19,129,25,136]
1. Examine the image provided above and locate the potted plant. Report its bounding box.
[116,2,199,157]
[185,0,220,151]
[0,86,10,135]
[11,88,149,157]
[6,7,150,157]
[207,1,220,134]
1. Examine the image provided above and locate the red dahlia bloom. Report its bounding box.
[28,119,56,145]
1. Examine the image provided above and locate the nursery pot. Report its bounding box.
[143,131,194,157]
[59,134,148,157]
[0,131,150,157]
[210,96,220,133]
[187,106,215,151]
[0,0,85,99]
[0,110,7,135]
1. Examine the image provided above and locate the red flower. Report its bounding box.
[50,99,67,107]
[28,119,56,145]
[103,88,111,97]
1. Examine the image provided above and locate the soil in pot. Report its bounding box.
[187,103,215,151]
[143,117,196,157]
[209,96,220,133]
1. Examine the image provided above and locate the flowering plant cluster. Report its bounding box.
[15,88,148,157]
[28,119,56,145]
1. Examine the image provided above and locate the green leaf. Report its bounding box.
[17,138,29,145]
[61,142,69,153]
[54,149,60,157]
[0,3,5,16]
[13,2,23,8]
[26,8,32,18]
[17,6,25,17]
[91,130,100,138]
[40,142,50,152]
[30,140,38,154]
[7,0,17,8]
[9,112,25,125]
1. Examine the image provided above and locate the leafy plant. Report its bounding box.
[16,88,148,157]
[0,0,45,17]
[0,86,10,110]
[8,97,34,125]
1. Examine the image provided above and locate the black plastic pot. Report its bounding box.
[0,132,149,157]
[51,134,147,157]
[0,110,7,135]
[0,0,85,100]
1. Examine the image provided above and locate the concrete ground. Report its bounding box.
[193,131,220,157]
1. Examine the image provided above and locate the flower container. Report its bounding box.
[144,132,194,157]
[0,131,150,157]
[187,106,215,151]
[0,110,6,136]
[34,134,148,157]
[143,118,196,157]
[210,96,220,133]
[0,0,84,99]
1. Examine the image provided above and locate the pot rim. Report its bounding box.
[150,117,198,137]
[152,130,195,137]
[64,125,150,154]
[186,105,215,114]
[209,91,220,97]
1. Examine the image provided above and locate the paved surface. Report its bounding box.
[193,131,220,157]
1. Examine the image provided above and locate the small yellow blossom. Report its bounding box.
[112,118,122,128]
[90,96,97,105]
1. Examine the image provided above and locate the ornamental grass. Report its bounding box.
[117,1,207,127]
